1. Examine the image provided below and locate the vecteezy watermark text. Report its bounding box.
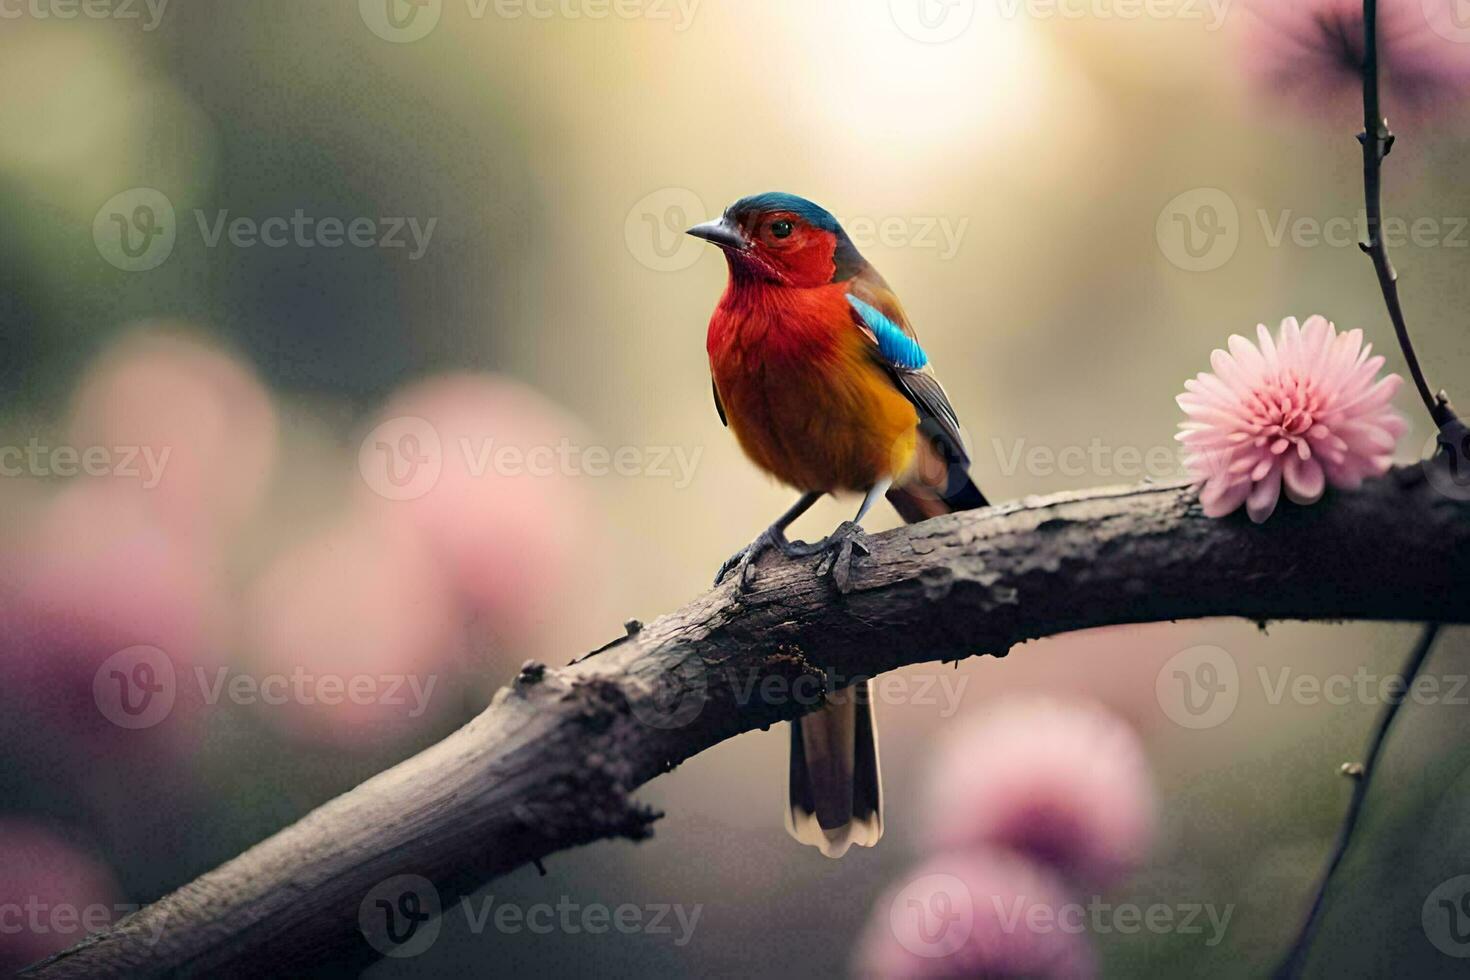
[358,874,702,958]
[623,187,971,272]
[461,895,701,945]
[1156,644,1470,730]
[0,439,170,487]
[991,437,1185,481]
[1157,187,1470,272]
[358,0,701,44]
[0,0,169,30]
[994,0,1230,29]
[991,894,1233,946]
[724,667,968,718]
[195,667,438,718]
[93,188,437,272]
[888,872,1233,961]
[92,646,439,730]
[0,899,169,946]
[194,211,436,260]
[359,416,704,501]
[629,662,970,731]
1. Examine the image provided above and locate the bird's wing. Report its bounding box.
[845,278,970,466]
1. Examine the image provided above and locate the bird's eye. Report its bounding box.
[770,219,793,239]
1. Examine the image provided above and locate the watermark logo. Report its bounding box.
[92,649,439,728]
[360,874,442,958]
[626,188,706,272]
[889,872,974,958]
[93,645,177,730]
[1156,188,1239,272]
[890,0,976,42]
[359,0,443,42]
[1156,644,1238,729]
[1159,188,1470,271]
[93,188,176,272]
[1424,875,1470,957]
[95,193,437,272]
[1158,649,1468,725]
[359,416,444,501]
[630,658,707,729]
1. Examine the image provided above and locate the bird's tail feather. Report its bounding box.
[786,681,883,859]
[887,436,989,522]
[786,441,987,858]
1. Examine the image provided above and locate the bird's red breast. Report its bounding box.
[707,279,919,494]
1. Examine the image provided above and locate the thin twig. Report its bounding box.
[1356,0,1460,431]
[1273,623,1441,979]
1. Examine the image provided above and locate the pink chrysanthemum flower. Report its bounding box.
[1177,315,1407,523]
[1239,0,1470,123]
[918,698,1155,888]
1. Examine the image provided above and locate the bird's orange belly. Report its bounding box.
[715,354,919,494]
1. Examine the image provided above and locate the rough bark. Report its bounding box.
[25,466,1470,978]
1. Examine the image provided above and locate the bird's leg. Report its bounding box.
[808,478,890,593]
[714,491,823,589]
[785,479,888,556]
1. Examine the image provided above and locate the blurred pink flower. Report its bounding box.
[919,698,1155,888]
[357,374,600,652]
[242,506,462,745]
[855,849,1095,979]
[2,481,222,757]
[0,820,122,974]
[1239,0,1470,122]
[1177,315,1407,523]
[66,326,279,541]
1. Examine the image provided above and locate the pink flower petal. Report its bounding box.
[1284,454,1326,504]
[1202,478,1251,518]
[1247,469,1282,523]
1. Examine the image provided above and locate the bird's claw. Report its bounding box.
[715,521,871,593]
[714,527,783,590]
[813,521,871,593]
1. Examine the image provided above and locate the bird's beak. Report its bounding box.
[686,216,746,251]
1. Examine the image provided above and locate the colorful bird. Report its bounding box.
[688,192,989,858]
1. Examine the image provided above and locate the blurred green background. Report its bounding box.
[2,0,1469,976]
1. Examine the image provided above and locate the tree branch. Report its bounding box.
[25,466,1470,978]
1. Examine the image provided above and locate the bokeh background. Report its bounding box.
[3,0,1470,976]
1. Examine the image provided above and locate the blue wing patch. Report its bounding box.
[847,295,928,370]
